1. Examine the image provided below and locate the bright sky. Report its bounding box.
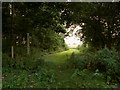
[64,25,83,48]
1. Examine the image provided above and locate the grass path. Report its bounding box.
[42,49,81,87]
[42,49,112,88]
[43,49,79,64]
[3,49,114,88]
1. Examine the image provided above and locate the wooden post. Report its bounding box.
[10,3,14,59]
[27,33,30,55]
[11,46,14,58]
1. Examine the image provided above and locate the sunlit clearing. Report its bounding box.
[64,25,83,48]
[64,36,83,48]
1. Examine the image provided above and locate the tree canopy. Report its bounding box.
[2,2,120,52]
[61,2,120,49]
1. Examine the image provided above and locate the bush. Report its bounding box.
[2,53,15,68]
[32,28,66,52]
[2,53,45,72]
[2,70,28,88]
[68,51,94,70]
[36,68,56,85]
[14,46,27,57]
[69,53,86,70]
[93,47,120,82]
[18,56,45,72]
[2,68,56,88]
[2,38,11,54]
[78,45,96,54]
[68,47,120,83]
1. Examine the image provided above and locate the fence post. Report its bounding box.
[27,33,30,55]
[11,46,14,58]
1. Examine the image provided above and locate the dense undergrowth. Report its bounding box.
[2,47,120,88]
[68,47,120,85]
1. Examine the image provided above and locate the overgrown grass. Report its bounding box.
[2,47,120,88]
[43,49,79,64]
[3,67,117,88]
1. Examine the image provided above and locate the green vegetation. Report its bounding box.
[2,2,120,89]
[44,49,79,64]
[2,48,120,88]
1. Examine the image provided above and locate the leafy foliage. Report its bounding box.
[2,2,120,88]
[2,68,56,88]
[61,3,120,50]
[2,48,120,88]
[3,69,29,88]
[93,48,120,83]
[2,2,66,54]
[31,28,65,51]
[68,47,120,83]
[68,48,94,70]
[2,53,45,72]
[68,52,86,70]
[71,69,117,88]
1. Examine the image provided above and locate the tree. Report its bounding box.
[2,2,67,54]
[61,2,120,49]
